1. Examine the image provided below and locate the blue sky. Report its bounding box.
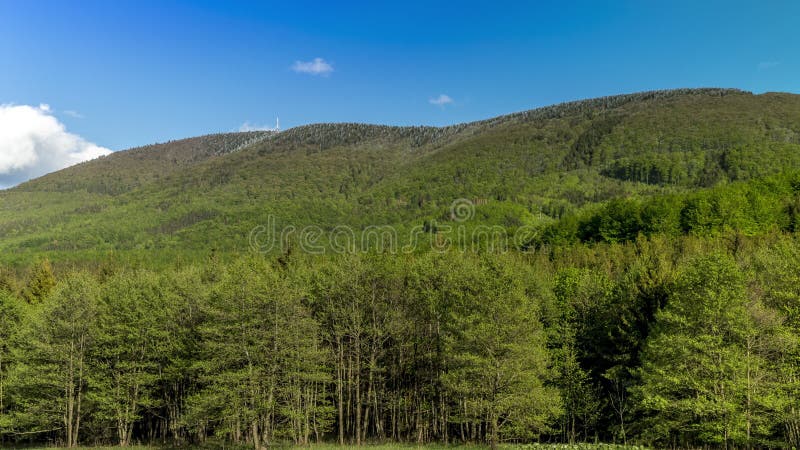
[0,0,798,152]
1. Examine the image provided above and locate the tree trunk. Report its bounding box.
[490,412,499,450]
[363,353,374,443]
[746,341,752,449]
[355,332,362,446]
[251,419,261,450]
[337,337,344,445]
[0,351,4,413]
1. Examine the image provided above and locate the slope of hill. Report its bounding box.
[17,131,273,195]
[2,88,800,265]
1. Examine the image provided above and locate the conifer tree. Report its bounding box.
[22,258,56,304]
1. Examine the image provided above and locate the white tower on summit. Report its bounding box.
[276,117,280,131]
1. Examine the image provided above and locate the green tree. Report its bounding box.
[309,254,407,445]
[6,272,99,447]
[156,267,208,444]
[188,258,329,449]
[747,239,800,446]
[0,288,22,428]
[22,258,56,304]
[444,257,560,450]
[635,254,782,447]
[551,268,606,443]
[91,270,175,446]
[0,267,18,295]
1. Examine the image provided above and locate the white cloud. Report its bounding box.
[291,57,334,76]
[758,61,780,71]
[429,94,454,107]
[63,109,84,119]
[0,104,111,188]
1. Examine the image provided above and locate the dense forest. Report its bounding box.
[3,89,800,448]
[2,233,800,449]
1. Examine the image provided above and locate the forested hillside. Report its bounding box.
[3,89,800,448]
[3,88,800,265]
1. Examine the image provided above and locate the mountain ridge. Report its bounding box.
[12,87,755,193]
